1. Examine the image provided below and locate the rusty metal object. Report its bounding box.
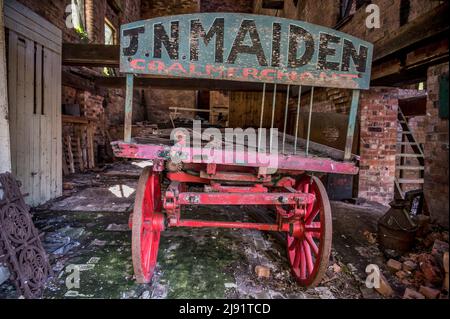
[0,172,51,299]
[378,200,417,254]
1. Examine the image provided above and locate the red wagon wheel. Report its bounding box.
[287,175,332,287]
[132,166,165,284]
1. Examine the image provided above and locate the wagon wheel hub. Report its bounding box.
[289,220,305,240]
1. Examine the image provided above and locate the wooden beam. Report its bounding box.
[62,43,120,67]
[62,115,89,124]
[62,70,96,91]
[95,76,291,92]
[262,0,284,10]
[373,2,448,62]
[371,33,448,86]
[107,0,123,13]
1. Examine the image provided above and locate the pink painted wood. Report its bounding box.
[111,141,359,175]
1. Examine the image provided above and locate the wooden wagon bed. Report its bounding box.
[112,129,359,175]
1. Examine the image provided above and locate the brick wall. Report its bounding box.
[295,0,340,27]
[338,0,441,42]
[294,0,441,39]
[424,62,449,227]
[144,89,197,125]
[201,0,253,13]
[358,87,399,205]
[141,0,199,19]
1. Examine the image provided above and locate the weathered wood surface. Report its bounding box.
[120,13,373,89]
[62,43,120,67]
[0,0,12,174]
[5,0,62,206]
[133,129,358,162]
[95,75,293,92]
[372,2,448,62]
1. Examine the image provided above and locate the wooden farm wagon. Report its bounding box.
[112,13,373,287]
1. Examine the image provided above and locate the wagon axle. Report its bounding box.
[131,166,331,287]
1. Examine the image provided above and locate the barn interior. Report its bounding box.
[0,0,448,300]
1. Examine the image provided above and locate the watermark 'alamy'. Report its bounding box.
[168,121,279,171]
[366,4,381,29]
[365,264,381,289]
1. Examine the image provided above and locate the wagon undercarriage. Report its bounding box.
[130,163,333,287]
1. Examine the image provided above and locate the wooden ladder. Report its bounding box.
[395,108,425,199]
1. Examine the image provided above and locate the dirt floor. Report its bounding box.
[0,162,446,299]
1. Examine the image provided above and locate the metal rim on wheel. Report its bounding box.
[287,175,332,287]
[132,166,164,284]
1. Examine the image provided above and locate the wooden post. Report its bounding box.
[0,0,12,173]
[344,90,360,161]
[124,74,134,143]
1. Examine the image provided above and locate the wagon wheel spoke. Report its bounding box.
[305,233,319,256]
[299,244,307,279]
[293,244,301,268]
[286,176,332,287]
[289,238,298,251]
[305,207,320,225]
[305,222,321,232]
[303,239,314,275]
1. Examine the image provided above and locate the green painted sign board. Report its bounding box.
[120,13,373,90]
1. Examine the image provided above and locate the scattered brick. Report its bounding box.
[403,260,417,272]
[418,254,444,285]
[403,288,425,299]
[375,273,394,297]
[396,270,410,280]
[419,286,441,299]
[387,259,403,272]
[255,266,271,279]
[443,252,449,274]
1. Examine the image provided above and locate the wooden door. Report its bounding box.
[4,0,62,206]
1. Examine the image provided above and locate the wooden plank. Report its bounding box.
[396,166,425,170]
[56,51,63,197]
[15,37,26,194]
[96,76,293,92]
[373,2,448,61]
[87,124,95,168]
[24,38,35,204]
[35,44,43,115]
[397,179,425,184]
[4,16,61,53]
[7,32,18,175]
[5,0,61,38]
[124,74,134,143]
[64,135,75,174]
[62,115,90,124]
[62,43,120,67]
[62,70,97,92]
[41,47,51,202]
[62,151,69,176]
[74,136,84,172]
[396,154,424,158]
[50,50,59,198]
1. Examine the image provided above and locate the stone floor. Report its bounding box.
[0,162,397,299]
